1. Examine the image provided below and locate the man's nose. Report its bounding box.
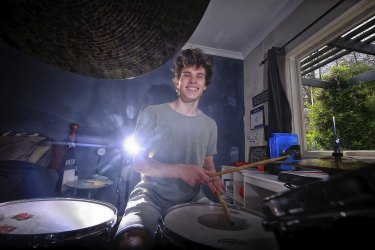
[189,75,200,82]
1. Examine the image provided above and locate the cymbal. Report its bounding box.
[0,0,210,79]
[275,156,370,173]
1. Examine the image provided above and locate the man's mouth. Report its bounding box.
[186,86,199,91]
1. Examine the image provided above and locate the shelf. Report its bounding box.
[221,165,288,214]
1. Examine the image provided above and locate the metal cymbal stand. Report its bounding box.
[332,116,343,168]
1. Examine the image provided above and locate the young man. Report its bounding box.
[113,48,223,249]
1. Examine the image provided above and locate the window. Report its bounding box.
[286,2,374,159]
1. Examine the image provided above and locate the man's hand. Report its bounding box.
[207,175,224,195]
[178,165,212,187]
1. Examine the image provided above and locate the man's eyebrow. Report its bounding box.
[181,71,206,77]
[182,71,205,75]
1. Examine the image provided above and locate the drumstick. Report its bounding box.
[209,155,290,177]
[215,191,233,224]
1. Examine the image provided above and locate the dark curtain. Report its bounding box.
[266,47,292,136]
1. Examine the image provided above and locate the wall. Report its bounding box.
[0,39,244,207]
[243,0,360,161]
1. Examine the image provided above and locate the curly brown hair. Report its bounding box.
[172,48,214,87]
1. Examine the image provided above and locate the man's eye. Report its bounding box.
[181,73,205,80]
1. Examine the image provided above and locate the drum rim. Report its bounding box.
[0,197,117,211]
[157,218,221,250]
[162,202,264,218]
[0,197,118,247]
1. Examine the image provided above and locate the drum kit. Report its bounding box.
[0,199,278,250]
[0,155,372,250]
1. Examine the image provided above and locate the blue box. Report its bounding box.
[269,133,299,170]
[269,133,298,158]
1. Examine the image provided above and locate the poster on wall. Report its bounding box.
[250,106,264,130]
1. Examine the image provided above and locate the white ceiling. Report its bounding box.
[184,0,305,59]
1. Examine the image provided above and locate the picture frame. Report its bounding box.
[247,127,265,146]
[250,106,264,130]
[249,146,269,163]
[252,90,269,107]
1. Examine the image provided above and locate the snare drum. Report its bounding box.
[156,203,278,250]
[0,198,117,249]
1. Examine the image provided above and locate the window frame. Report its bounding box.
[285,1,374,160]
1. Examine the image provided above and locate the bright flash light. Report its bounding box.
[123,135,142,156]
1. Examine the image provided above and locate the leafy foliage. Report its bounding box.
[306,61,375,150]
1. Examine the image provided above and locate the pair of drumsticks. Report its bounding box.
[210,155,290,224]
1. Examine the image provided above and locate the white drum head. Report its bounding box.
[0,198,117,247]
[161,203,277,250]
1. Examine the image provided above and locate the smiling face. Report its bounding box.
[175,66,207,103]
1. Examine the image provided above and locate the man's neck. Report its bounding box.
[169,99,200,117]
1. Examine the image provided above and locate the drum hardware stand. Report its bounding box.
[115,151,133,214]
[115,152,129,217]
[108,151,132,246]
[109,171,124,246]
[332,116,343,168]
[94,148,106,176]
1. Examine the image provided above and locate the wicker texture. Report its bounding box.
[0,0,209,79]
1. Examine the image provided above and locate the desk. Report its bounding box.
[65,179,113,198]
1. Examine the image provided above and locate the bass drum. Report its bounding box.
[156,202,278,250]
[0,198,117,249]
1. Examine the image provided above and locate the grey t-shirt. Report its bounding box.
[131,103,217,209]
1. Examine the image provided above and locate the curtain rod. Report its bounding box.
[259,0,345,66]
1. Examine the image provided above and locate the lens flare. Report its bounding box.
[123,135,142,156]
